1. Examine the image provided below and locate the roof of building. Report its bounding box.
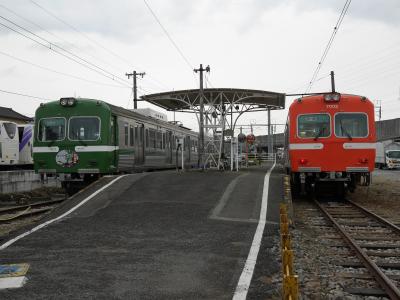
[141,88,285,112]
[0,106,33,122]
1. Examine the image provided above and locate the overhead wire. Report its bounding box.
[0,15,132,87]
[0,3,123,75]
[0,88,52,101]
[305,0,351,93]
[143,0,199,86]
[0,49,130,89]
[30,0,171,92]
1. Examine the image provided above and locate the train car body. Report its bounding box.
[284,93,375,195]
[18,124,34,165]
[0,121,19,166]
[33,98,198,182]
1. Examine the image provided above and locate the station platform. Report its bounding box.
[0,163,285,299]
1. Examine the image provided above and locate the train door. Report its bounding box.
[111,116,118,168]
[135,123,145,164]
[166,131,172,164]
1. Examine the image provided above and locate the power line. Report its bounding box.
[0,49,130,89]
[30,0,171,92]
[0,15,131,87]
[0,2,129,76]
[305,0,351,93]
[143,0,197,83]
[0,88,52,101]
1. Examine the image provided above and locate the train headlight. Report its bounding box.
[60,97,76,107]
[60,98,68,106]
[324,93,341,102]
[67,98,75,106]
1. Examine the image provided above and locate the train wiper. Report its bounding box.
[340,120,352,140]
[314,127,325,141]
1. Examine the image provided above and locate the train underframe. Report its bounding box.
[290,171,371,198]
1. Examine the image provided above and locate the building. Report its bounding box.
[376,118,400,141]
[0,106,33,124]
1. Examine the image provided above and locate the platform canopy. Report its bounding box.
[141,88,285,112]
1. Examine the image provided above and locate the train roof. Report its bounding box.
[288,93,373,108]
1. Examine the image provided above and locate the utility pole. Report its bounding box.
[194,64,210,169]
[375,100,382,120]
[330,70,335,93]
[125,71,145,109]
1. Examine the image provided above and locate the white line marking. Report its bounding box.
[210,173,249,219]
[232,162,276,300]
[343,142,376,149]
[0,175,127,251]
[0,276,27,289]
[289,143,323,150]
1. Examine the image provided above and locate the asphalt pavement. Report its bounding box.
[0,163,284,299]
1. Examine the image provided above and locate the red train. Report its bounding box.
[284,93,376,196]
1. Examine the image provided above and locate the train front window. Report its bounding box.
[3,122,16,139]
[335,113,368,138]
[69,117,100,141]
[297,114,330,138]
[38,118,65,141]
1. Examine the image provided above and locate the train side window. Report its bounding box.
[297,114,330,139]
[335,113,368,138]
[110,118,115,145]
[129,125,134,146]
[145,129,149,148]
[124,123,128,146]
[162,133,166,149]
[134,127,138,144]
[149,129,156,148]
[140,126,144,143]
[156,131,162,149]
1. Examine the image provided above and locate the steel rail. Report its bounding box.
[0,207,52,223]
[314,200,400,300]
[0,198,65,215]
[348,200,400,234]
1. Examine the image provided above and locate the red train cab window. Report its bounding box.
[297,114,330,139]
[334,113,368,138]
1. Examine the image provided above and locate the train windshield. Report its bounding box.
[335,113,368,138]
[69,117,100,141]
[387,151,400,159]
[38,118,65,141]
[2,122,17,139]
[297,114,330,138]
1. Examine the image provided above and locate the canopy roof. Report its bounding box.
[141,88,285,112]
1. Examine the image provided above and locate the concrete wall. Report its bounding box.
[0,170,60,194]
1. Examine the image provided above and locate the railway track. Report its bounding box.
[0,196,66,224]
[315,199,400,299]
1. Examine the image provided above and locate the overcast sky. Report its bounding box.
[0,0,399,135]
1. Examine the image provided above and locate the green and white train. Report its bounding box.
[33,97,199,182]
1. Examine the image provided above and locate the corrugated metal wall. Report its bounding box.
[376,118,400,141]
